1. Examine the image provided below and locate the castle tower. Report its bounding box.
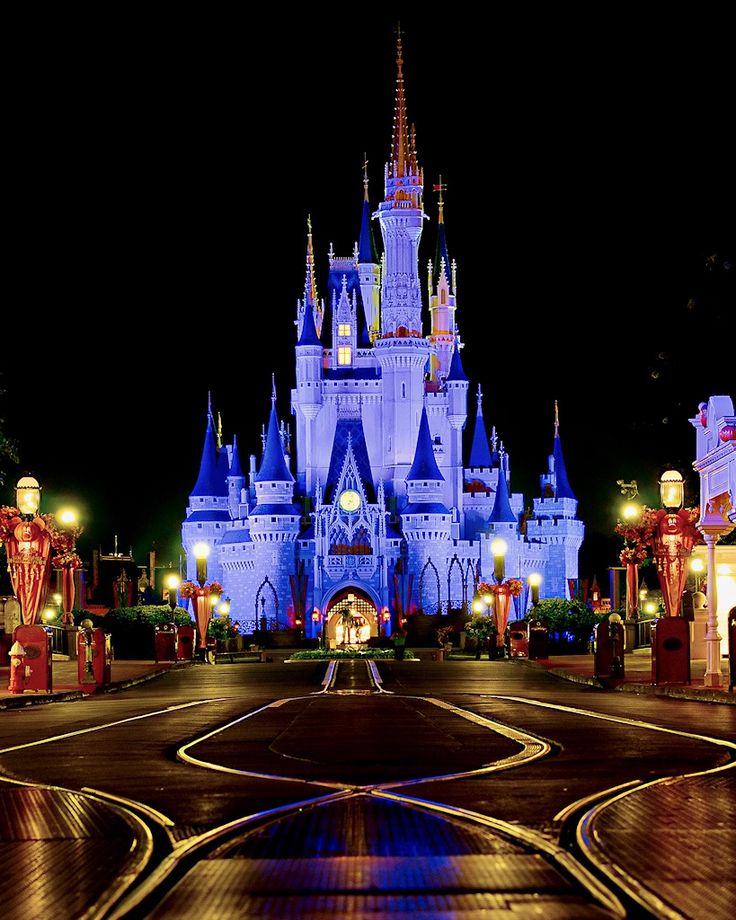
[374,31,430,491]
[529,402,584,598]
[227,434,246,519]
[331,277,358,370]
[357,160,381,338]
[182,407,229,585]
[294,257,324,497]
[428,179,457,382]
[297,216,325,339]
[402,405,451,613]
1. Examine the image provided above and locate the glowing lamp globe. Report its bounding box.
[219,600,230,616]
[192,542,211,560]
[690,559,705,574]
[528,573,542,588]
[165,574,180,591]
[622,503,640,520]
[472,598,484,614]
[659,470,684,511]
[16,476,41,515]
[490,538,508,558]
[59,509,77,525]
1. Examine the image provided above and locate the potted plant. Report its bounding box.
[435,625,454,660]
[464,614,498,659]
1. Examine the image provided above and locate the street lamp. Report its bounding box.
[192,542,210,587]
[165,574,180,616]
[58,509,78,526]
[659,470,684,511]
[690,558,705,592]
[528,573,542,607]
[490,538,507,583]
[16,476,41,517]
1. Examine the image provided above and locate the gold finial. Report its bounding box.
[272,373,277,407]
[433,175,447,223]
[217,412,223,449]
[391,23,409,177]
[554,399,560,436]
[362,153,369,201]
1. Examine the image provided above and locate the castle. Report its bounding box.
[182,37,584,641]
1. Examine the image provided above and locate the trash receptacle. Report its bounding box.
[154,623,177,663]
[176,623,195,661]
[528,618,548,660]
[594,614,625,682]
[78,626,112,692]
[13,624,53,693]
[651,617,690,685]
[506,620,528,658]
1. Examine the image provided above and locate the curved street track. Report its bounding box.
[0,658,734,918]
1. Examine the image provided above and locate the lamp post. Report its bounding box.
[490,538,507,583]
[689,558,705,593]
[6,476,53,626]
[191,542,215,659]
[528,573,542,608]
[165,573,180,618]
[651,470,697,617]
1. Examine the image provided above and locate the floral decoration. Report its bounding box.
[53,551,82,569]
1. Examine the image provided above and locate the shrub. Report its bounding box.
[525,598,603,633]
[289,648,416,660]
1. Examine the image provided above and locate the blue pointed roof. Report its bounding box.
[255,405,294,483]
[553,433,576,500]
[434,222,452,291]
[357,299,371,347]
[489,471,516,523]
[469,396,492,468]
[324,416,375,503]
[358,197,376,263]
[297,302,321,346]
[446,340,468,382]
[215,446,230,496]
[407,407,445,482]
[191,416,221,497]
[229,435,244,478]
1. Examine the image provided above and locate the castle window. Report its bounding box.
[441,289,447,305]
[338,323,351,337]
[401,383,406,398]
[338,346,352,365]
[271,517,276,522]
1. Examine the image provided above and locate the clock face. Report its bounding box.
[339,490,361,513]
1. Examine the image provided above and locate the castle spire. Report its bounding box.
[407,405,444,482]
[433,177,452,291]
[489,466,517,523]
[552,403,576,500]
[256,396,294,483]
[469,384,492,468]
[446,337,468,382]
[229,433,244,478]
[216,411,223,449]
[358,158,376,263]
[391,26,410,179]
[191,413,220,497]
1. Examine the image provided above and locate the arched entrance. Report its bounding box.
[325,588,378,645]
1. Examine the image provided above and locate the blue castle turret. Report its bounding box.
[182,34,584,633]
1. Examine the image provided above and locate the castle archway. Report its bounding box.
[323,586,378,645]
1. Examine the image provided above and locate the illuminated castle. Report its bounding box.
[182,36,583,638]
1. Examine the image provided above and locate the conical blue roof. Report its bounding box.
[446,340,468,382]
[324,416,375,503]
[357,298,371,347]
[434,222,452,291]
[489,471,516,523]
[407,407,444,482]
[255,405,294,483]
[553,433,576,500]
[358,197,376,263]
[297,303,320,346]
[191,416,221,497]
[229,434,244,478]
[215,446,230,496]
[469,398,492,468]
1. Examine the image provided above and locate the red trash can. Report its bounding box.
[176,624,196,660]
[154,623,177,663]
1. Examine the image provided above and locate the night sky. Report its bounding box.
[2,10,734,586]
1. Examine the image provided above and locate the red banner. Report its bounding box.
[5,519,53,626]
[194,592,212,648]
[493,587,513,647]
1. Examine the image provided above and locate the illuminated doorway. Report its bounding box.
[326,590,377,645]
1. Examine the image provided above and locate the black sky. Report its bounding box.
[2,9,734,583]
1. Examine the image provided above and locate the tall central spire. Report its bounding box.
[390,27,411,179]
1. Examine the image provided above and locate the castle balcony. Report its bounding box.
[324,553,377,583]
